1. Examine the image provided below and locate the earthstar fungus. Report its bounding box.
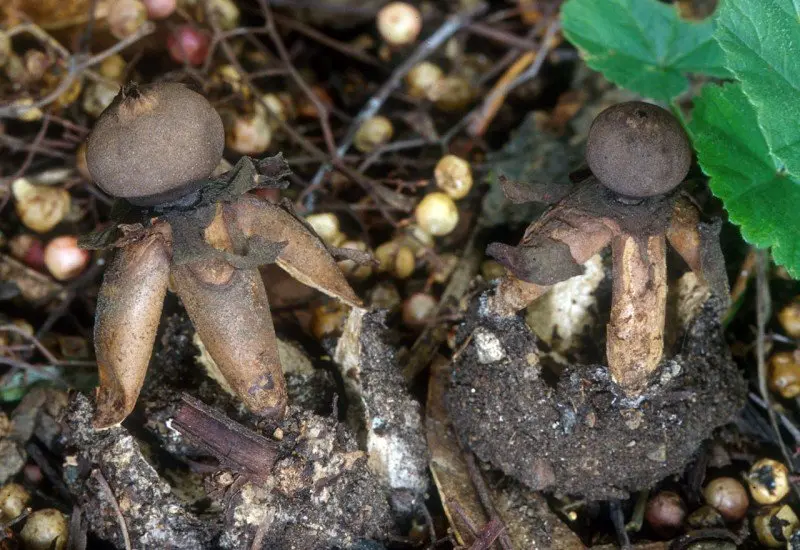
[487,101,728,395]
[83,82,363,429]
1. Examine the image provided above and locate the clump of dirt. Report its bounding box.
[64,393,395,550]
[448,289,746,499]
[63,393,215,549]
[334,309,430,517]
[138,311,337,456]
[219,407,394,549]
[61,309,394,549]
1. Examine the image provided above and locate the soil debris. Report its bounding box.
[449,278,746,499]
[334,309,430,517]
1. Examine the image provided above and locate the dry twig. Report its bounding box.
[171,394,279,480]
[403,225,483,382]
[466,19,561,137]
[0,22,156,119]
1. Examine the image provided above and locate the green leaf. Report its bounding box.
[688,83,800,278]
[715,0,800,178]
[561,0,728,101]
[0,368,61,403]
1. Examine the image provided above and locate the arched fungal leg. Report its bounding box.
[230,196,362,308]
[93,227,171,429]
[171,259,287,420]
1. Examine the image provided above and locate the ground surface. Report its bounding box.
[0,1,799,548]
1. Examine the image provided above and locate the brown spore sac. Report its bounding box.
[86,82,225,206]
[585,101,691,199]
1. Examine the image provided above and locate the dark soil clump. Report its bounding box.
[448,294,747,499]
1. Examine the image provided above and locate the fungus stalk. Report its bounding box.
[607,233,667,394]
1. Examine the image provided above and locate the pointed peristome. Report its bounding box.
[93,225,171,429]
[230,196,363,308]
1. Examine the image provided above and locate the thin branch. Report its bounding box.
[505,20,561,90]
[749,392,800,443]
[0,134,72,160]
[259,0,337,157]
[77,0,101,55]
[356,137,428,173]
[467,50,536,137]
[477,5,557,86]
[1,116,51,186]
[0,324,60,364]
[0,358,65,383]
[466,19,560,137]
[5,23,70,57]
[460,448,513,550]
[466,22,540,50]
[448,500,480,539]
[467,518,506,550]
[260,0,378,16]
[273,13,381,67]
[204,9,408,221]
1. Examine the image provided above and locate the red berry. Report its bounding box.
[167,26,210,66]
[9,234,45,271]
[44,236,90,281]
